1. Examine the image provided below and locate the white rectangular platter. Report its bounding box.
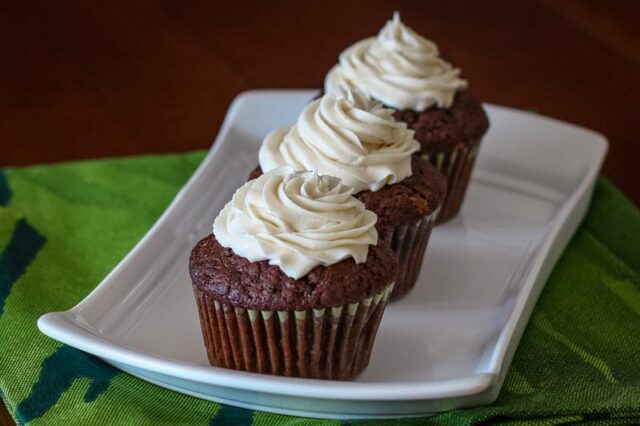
[38,90,608,419]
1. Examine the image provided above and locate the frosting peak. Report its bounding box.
[324,12,467,111]
[259,87,420,193]
[213,167,378,279]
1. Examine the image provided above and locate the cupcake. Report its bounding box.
[189,167,397,380]
[324,12,489,222]
[253,88,446,299]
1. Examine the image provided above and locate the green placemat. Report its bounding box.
[0,151,639,425]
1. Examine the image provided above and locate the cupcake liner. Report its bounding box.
[422,140,481,223]
[193,282,394,380]
[378,209,439,299]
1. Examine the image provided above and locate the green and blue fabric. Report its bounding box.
[0,151,639,425]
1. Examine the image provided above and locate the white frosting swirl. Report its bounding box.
[213,167,378,279]
[259,87,419,193]
[324,12,467,111]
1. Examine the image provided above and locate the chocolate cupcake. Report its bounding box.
[256,88,446,298]
[190,167,397,380]
[324,12,489,222]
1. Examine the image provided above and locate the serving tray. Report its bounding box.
[38,90,607,419]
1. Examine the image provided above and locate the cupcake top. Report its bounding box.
[190,233,396,311]
[249,155,447,228]
[324,12,467,111]
[213,167,378,279]
[393,91,490,152]
[259,87,420,193]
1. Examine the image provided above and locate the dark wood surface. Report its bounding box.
[1,1,639,423]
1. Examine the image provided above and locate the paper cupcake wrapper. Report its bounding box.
[193,282,394,380]
[378,210,438,299]
[422,141,481,223]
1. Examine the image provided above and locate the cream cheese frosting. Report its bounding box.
[259,87,419,193]
[324,12,467,111]
[213,167,378,279]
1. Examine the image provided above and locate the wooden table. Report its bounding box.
[1,1,638,423]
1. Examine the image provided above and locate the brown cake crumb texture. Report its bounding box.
[356,156,446,226]
[393,90,489,153]
[189,235,397,312]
